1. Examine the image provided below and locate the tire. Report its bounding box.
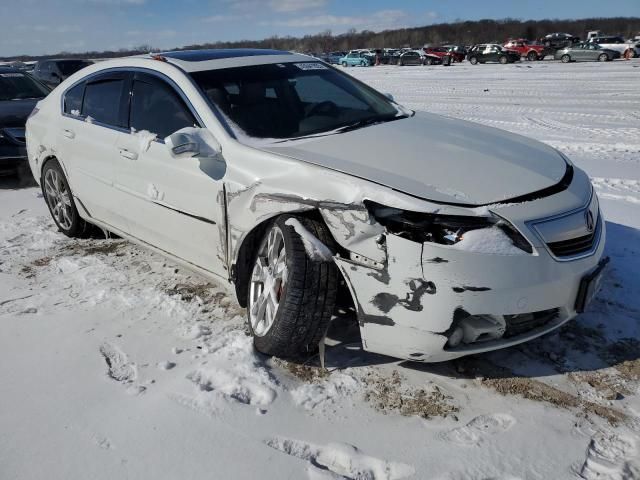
[598,53,608,62]
[624,49,635,59]
[527,51,538,61]
[41,159,92,238]
[341,61,347,67]
[425,57,433,65]
[561,54,571,63]
[361,61,367,67]
[246,215,338,358]
[397,59,403,66]
[469,56,478,65]
[499,56,508,64]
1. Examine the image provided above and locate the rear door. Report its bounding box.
[57,71,130,230]
[114,71,227,277]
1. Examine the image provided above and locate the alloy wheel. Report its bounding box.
[249,225,287,337]
[43,168,73,230]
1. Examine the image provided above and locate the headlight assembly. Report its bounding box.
[364,200,533,253]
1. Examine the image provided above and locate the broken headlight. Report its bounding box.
[364,201,533,253]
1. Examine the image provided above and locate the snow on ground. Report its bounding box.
[1,60,640,480]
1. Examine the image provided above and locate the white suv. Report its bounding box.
[26,49,607,362]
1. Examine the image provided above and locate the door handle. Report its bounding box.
[62,129,75,139]
[119,149,138,160]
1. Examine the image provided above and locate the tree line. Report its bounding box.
[3,16,640,61]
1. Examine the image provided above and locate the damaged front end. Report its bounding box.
[323,189,604,362]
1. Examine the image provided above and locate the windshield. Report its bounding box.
[190,61,403,141]
[57,60,91,75]
[0,72,49,101]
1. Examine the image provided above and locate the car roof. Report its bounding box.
[152,48,312,72]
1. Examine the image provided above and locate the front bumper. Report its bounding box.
[334,209,606,363]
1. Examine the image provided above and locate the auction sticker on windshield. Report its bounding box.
[294,63,328,70]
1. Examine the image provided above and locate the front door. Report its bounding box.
[114,72,227,278]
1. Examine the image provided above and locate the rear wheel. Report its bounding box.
[561,54,571,63]
[499,56,508,64]
[598,53,608,62]
[41,159,91,238]
[469,56,478,65]
[341,61,347,67]
[247,215,338,358]
[527,51,538,61]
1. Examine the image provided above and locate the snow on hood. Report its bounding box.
[259,112,568,206]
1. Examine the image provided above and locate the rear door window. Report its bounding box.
[82,77,126,127]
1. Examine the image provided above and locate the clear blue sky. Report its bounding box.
[1,0,639,56]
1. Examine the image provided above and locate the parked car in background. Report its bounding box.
[586,36,639,58]
[467,44,521,64]
[424,46,450,60]
[554,43,621,62]
[33,59,93,87]
[1,67,50,179]
[26,48,607,362]
[396,50,427,66]
[541,33,580,50]
[503,39,550,61]
[442,45,467,62]
[339,52,371,67]
[321,51,347,65]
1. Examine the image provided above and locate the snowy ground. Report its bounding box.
[1,60,640,480]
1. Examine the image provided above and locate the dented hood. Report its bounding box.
[260,112,568,206]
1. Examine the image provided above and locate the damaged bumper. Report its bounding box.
[333,214,606,363]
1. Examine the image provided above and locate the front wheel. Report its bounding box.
[598,53,608,62]
[341,61,347,67]
[561,54,571,63]
[527,51,538,61]
[469,56,478,65]
[41,159,91,238]
[499,56,508,64]
[247,215,338,358]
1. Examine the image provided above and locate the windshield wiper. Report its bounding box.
[334,114,409,134]
[271,113,411,144]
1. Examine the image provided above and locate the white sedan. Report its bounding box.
[26,48,607,362]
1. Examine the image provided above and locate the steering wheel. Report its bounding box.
[307,101,340,117]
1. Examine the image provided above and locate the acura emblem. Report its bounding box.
[585,210,595,232]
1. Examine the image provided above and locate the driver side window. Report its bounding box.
[130,77,198,139]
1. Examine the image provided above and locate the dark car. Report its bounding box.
[321,51,347,65]
[33,59,93,87]
[0,67,50,179]
[397,51,429,66]
[541,33,580,50]
[466,44,521,64]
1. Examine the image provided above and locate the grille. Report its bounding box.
[546,214,600,258]
[503,308,559,338]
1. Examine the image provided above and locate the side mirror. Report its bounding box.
[384,92,395,102]
[165,128,222,159]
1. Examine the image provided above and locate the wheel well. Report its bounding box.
[232,209,353,310]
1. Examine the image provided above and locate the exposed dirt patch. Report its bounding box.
[273,358,330,383]
[457,358,626,425]
[32,256,52,267]
[606,339,640,382]
[60,240,127,256]
[363,370,459,419]
[569,371,629,399]
[166,283,217,302]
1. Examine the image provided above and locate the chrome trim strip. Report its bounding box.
[525,188,602,262]
[59,66,205,139]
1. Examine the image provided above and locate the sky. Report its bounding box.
[1,0,639,57]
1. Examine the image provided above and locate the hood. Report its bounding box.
[0,99,39,128]
[260,112,568,206]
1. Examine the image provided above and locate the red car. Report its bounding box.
[424,46,466,63]
[503,39,550,61]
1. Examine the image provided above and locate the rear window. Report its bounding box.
[57,60,92,76]
[82,79,124,126]
[0,72,49,101]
